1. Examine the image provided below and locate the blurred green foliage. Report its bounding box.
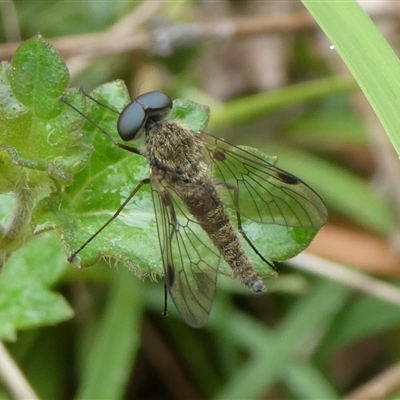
[1,1,400,399]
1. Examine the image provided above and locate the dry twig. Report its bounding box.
[288,252,400,307]
[0,341,38,399]
[0,11,315,62]
[343,361,400,400]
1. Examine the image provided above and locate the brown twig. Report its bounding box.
[0,342,38,399]
[65,1,165,77]
[287,253,400,307]
[0,11,315,61]
[343,361,400,400]
[107,1,165,36]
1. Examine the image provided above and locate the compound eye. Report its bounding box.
[135,91,172,121]
[117,101,146,141]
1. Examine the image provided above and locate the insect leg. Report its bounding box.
[68,178,150,262]
[162,283,168,317]
[222,181,278,273]
[78,87,120,114]
[60,96,141,155]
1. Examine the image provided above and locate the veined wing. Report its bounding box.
[204,134,328,228]
[150,171,220,328]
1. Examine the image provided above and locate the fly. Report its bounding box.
[62,90,328,328]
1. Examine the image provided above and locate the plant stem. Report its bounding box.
[0,342,38,399]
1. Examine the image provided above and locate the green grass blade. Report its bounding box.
[285,361,338,399]
[75,268,143,400]
[302,0,400,156]
[210,76,357,129]
[213,280,350,399]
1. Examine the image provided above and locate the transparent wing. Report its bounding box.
[204,134,328,228]
[150,172,220,328]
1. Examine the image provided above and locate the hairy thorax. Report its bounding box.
[143,120,208,185]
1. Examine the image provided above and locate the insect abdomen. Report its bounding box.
[184,183,265,293]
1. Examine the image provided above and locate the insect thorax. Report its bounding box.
[143,119,208,183]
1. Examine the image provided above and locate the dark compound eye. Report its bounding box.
[117,91,173,141]
[117,101,147,141]
[135,91,172,122]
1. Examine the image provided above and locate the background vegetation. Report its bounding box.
[1,1,400,399]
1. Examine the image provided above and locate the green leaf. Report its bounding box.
[302,0,400,156]
[170,98,210,132]
[0,35,92,260]
[0,35,91,185]
[0,234,73,341]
